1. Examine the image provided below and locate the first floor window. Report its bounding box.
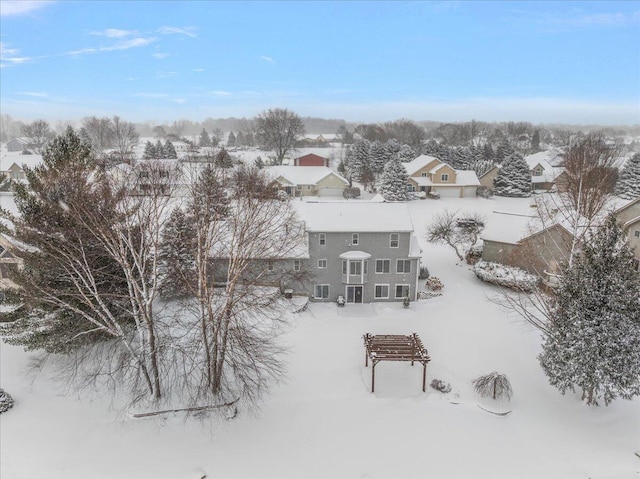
[396,259,411,273]
[374,284,389,299]
[318,259,327,268]
[395,284,410,299]
[293,259,301,271]
[376,259,390,273]
[315,284,329,299]
[342,260,347,274]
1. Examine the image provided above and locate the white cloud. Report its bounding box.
[134,93,169,98]
[193,68,205,72]
[18,91,49,98]
[0,0,54,16]
[211,90,231,97]
[173,98,186,104]
[260,55,275,64]
[90,28,139,38]
[158,26,197,38]
[67,37,157,56]
[156,71,177,79]
[152,52,170,59]
[0,42,30,67]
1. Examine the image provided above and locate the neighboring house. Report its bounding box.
[0,154,43,182]
[404,154,480,198]
[299,134,339,147]
[524,150,565,191]
[481,211,573,279]
[0,234,24,292]
[109,160,180,196]
[478,165,500,189]
[293,153,330,167]
[266,166,349,197]
[295,201,422,303]
[6,137,34,153]
[614,197,640,270]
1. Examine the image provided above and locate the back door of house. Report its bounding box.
[346,286,363,303]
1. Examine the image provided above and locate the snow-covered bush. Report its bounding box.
[430,379,452,393]
[418,265,430,280]
[342,186,361,199]
[426,276,443,291]
[473,372,512,401]
[0,389,14,413]
[473,261,539,292]
[476,185,494,198]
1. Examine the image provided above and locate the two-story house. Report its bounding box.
[524,150,565,191]
[266,166,349,197]
[404,155,480,198]
[295,201,422,303]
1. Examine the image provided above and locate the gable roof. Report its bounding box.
[0,154,43,171]
[295,201,415,233]
[266,166,348,186]
[614,196,640,215]
[403,155,440,176]
[525,150,565,183]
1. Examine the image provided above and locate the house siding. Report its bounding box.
[306,231,418,303]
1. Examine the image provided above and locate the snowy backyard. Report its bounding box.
[1,194,638,479]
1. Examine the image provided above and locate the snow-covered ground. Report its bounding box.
[1,196,639,479]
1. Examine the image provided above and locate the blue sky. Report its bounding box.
[1,0,639,125]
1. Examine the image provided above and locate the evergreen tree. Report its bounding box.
[531,130,541,153]
[215,147,234,168]
[346,139,371,182]
[397,144,416,162]
[155,140,164,158]
[482,143,495,162]
[163,140,177,159]
[495,141,514,163]
[385,139,401,159]
[199,128,212,148]
[539,215,640,406]
[236,131,246,147]
[377,157,410,201]
[493,152,531,197]
[369,141,388,175]
[159,208,195,299]
[615,153,640,199]
[254,156,265,169]
[227,131,236,148]
[143,140,157,160]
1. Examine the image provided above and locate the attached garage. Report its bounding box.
[434,186,462,198]
[318,187,344,197]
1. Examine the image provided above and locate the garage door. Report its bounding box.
[318,187,344,197]
[434,186,461,198]
[463,186,477,197]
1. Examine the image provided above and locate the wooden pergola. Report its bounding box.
[363,333,431,393]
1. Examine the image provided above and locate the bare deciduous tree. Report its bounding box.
[111,116,139,162]
[21,119,54,153]
[426,210,485,262]
[255,108,305,165]
[80,116,114,158]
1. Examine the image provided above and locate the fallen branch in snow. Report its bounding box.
[131,398,239,418]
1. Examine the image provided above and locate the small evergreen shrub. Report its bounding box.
[342,186,361,199]
[418,265,430,280]
[473,261,539,292]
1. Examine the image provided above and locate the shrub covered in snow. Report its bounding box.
[342,186,361,199]
[0,389,14,413]
[473,261,539,292]
[425,276,443,291]
[476,185,494,198]
[430,379,452,393]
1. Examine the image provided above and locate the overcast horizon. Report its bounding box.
[1,0,639,126]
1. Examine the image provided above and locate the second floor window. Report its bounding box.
[349,261,362,275]
[319,233,326,246]
[267,260,274,271]
[441,173,449,182]
[293,260,301,271]
[352,233,359,245]
[376,259,390,273]
[396,259,411,273]
[390,233,399,248]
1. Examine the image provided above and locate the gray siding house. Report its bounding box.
[295,202,422,303]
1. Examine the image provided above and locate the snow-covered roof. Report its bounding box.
[412,170,479,187]
[339,250,371,260]
[403,155,439,176]
[296,201,415,233]
[265,166,348,186]
[481,211,542,245]
[525,150,565,183]
[0,154,43,171]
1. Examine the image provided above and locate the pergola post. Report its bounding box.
[371,361,376,393]
[422,362,427,392]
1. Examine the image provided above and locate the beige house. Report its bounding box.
[266,166,349,197]
[0,154,43,182]
[0,234,23,292]
[524,150,565,191]
[404,155,480,198]
[481,212,573,279]
[614,197,640,270]
[478,165,500,189]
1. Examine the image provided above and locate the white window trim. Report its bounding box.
[441,173,449,182]
[375,259,390,274]
[396,259,411,274]
[293,260,301,271]
[390,233,399,248]
[319,233,326,246]
[374,284,390,299]
[314,284,330,299]
[267,260,274,272]
[352,233,359,245]
[318,259,327,269]
[395,284,410,299]
[635,230,640,238]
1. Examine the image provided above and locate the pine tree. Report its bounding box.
[143,141,157,159]
[385,139,401,159]
[215,147,234,168]
[227,131,236,148]
[493,152,531,197]
[539,214,640,406]
[495,141,514,163]
[615,153,640,199]
[397,144,416,162]
[531,130,541,153]
[163,140,177,159]
[377,157,410,201]
[369,141,388,175]
[155,140,164,158]
[199,128,212,148]
[159,208,195,299]
[254,156,265,169]
[346,139,370,182]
